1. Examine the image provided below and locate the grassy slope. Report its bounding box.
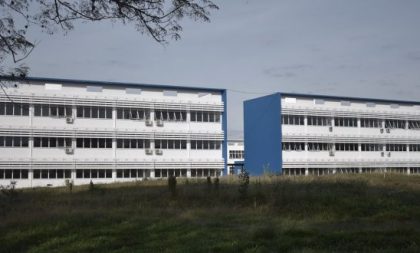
[1,175,420,253]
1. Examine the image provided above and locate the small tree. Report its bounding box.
[213,177,220,195]
[206,176,212,193]
[238,168,250,200]
[89,180,94,192]
[168,175,177,197]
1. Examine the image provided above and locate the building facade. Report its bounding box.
[244,93,420,176]
[0,77,227,188]
[227,139,244,175]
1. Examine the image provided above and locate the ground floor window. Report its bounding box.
[76,169,112,179]
[190,169,221,177]
[154,169,187,178]
[116,169,146,178]
[0,169,28,179]
[33,169,71,179]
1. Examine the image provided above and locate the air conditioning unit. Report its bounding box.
[65,147,74,154]
[386,128,391,133]
[66,117,74,124]
[156,120,164,127]
[329,126,333,132]
[329,151,335,157]
[381,151,385,157]
[145,120,153,126]
[145,149,153,155]
[155,149,163,155]
[380,128,384,134]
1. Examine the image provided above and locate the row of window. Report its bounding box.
[229,150,244,159]
[0,137,223,149]
[282,142,420,152]
[1,102,222,122]
[191,140,222,150]
[0,102,29,116]
[282,115,420,129]
[0,169,222,179]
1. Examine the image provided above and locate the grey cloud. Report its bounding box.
[406,51,420,62]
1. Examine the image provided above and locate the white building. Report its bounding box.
[0,77,227,188]
[227,139,244,175]
[244,93,420,176]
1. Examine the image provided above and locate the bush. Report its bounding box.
[238,169,250,200]
[214,177,220,194]
[168,175,177,197]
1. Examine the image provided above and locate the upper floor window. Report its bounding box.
[117,139,150,149]
[335,143,358,151]
[191,111,221,122]
[361,118,381,128]
[76,106,112,119]
[0,102,29,116]
[307,116,331,126]
[155,110,186,122]
[282,142,305,151]
[0,136,29,147]
[34,104,72,117]
[334,117,357,127]
[34,137,71,148]
[155,139,187,149]
[117,108,150,120]
[308,143,331,151]
[229,150,244,159]
[385,120,405,129]
[361,143,382,151]
[76,138,112,148]
[408,121,420,130]
[282,115,304,125]
[191,140,221,150]
[386,144,407,152]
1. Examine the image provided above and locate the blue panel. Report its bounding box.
[243,93,282,176]
[222,90,228,174]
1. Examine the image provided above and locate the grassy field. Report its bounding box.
[1,174,420,253]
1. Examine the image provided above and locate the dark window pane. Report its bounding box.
[34,138,40,147]
[0,102,4,115]
[66,107,72,116]
[117,139,123,148]
[92,107,98,118]
[91,139,98,148]
[21,170,28,179]
[77,139,83,148]
[65,170,71,178]
[65,138,72,147]
[117,108,123,119]
[34,170,40,179]
[58,107,65,117]
[99,138,105,148]
[106,108,112,119]
[83,170,90,178]
[76,170,83,178]
[22,104,29,116]
[99,107,105,118]
[42,106,49,116]
[77,107,83,117]
[130,139,137,149]
[84,107,91,118]
[58,138,64,147]
[0,136,4,147]
[42,138,49,147]
[50,106,58,117]
[84,138,90,148]
[5,137,13,147]
[21,137,28,147]
[57,170,64,179]
[49,138,56,148]
[106,139,112,148]
[6,103,13,115]
[124,139,130,148]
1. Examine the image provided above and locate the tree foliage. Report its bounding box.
[0,0,218,76]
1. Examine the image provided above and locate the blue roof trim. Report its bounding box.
[280,92,420,106]
[0,76,225,93]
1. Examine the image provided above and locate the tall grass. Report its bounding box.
[1,174,420,252]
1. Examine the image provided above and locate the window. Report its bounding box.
[0,102,30,116]
[361,118,381,128]
[334,117,357,127]
[385,120,405,129]
[34,104,72,117]
[0,136,30,147]
[190,140,221,150]
[75,169,112,179]
[408,121,420,130]
[76,138,112,148]
[116,169,145,178]
[409,144,420,152]
[229,150,244,159]
[361,144,382,151]
[117,108,150,120]
[76,106,112,119]
[155,139,187,149]
[282,142,305,151]
[33,169,71,179]
[0,169,29,179]
[307,116,331,126]
[335,143,358,151]
[155,110,187,121]
[33,138,72,148]
[191,111,221,122]
[386,144,407,152]
[282,115,304,125]
[308,143,331,151]
[116,139,150,149]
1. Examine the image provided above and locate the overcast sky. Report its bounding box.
[24,0,420,138]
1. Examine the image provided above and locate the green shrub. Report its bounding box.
[168,175,177,197]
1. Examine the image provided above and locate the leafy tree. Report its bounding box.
[0,0,219,77]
